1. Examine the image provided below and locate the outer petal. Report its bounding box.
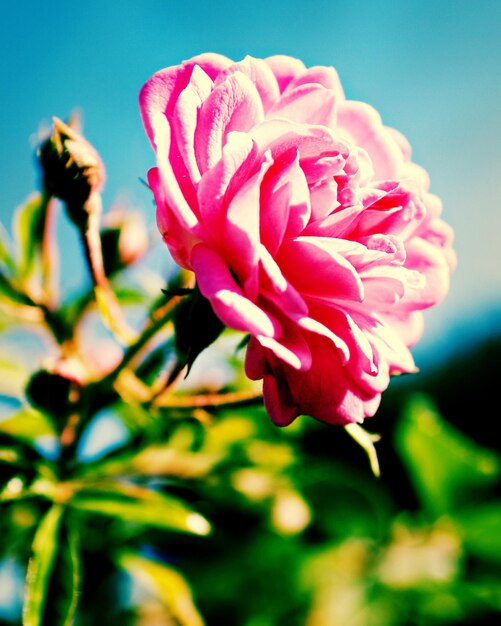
[171,65,213,184]
[284,65,345,97]
[195,72,265,172]
[338,101,403,179]
[139,53,232,144]
[268,83,336,126]
[216,55,280,111]
[264,55,306,93]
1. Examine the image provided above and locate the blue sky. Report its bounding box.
[1,0,500,364]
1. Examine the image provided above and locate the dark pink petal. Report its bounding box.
[259,245,309,319]
[262,332,381,425]
[305,204,365,239]
[279,237,364,303]
[262,373,300,426]
[221,158,271,299]
[259,148,311,255]
[257,326,311,372]
[244,336,267,380]
[299,150,348,186]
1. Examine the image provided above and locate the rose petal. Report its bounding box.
[269,83,336,126]
[192,244,278,337]
[279,237,364,303]
[264,55,306,93]
[195,72,265,172]
[217,55,280,111]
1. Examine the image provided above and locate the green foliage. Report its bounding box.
[1,116,500,626]
[396,394,500,516]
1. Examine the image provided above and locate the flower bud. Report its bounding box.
[101,208,149,275]
[26,356,86,422]
[38,116,105,226]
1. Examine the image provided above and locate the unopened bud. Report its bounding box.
[38,116,105,226]
[26,357,86,422]
[101,208,149,275]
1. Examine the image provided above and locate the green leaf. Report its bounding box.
[0,221,16,272]
[70,482,211,536]
[0,269,34,306]
[13,192,49,281]
[42,523,82,626]
[22,505,81,626]
[117,552,206,626]
[454,503,501,563]
[0,447,22,464]
[395,394,501,516]
[0,356,30,397]
[0,405,56,443]
[23,504,64,626]
[344,423,381,477]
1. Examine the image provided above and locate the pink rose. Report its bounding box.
[139,54,455,426]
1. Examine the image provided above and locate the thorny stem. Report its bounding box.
[153,387,263,410]
[79,194,136,345]
[40,192,59,308]
[104,291,183,385]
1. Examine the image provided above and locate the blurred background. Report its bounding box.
[1,0,500,367]
[1,2,501,626]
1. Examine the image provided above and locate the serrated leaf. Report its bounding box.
[117,552,205,626]
[70,483,211,536]
[13,192,49,281]
[23,504,64,626]
[395,394,501,516]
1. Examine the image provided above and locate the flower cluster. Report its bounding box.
[139,53,455,426]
